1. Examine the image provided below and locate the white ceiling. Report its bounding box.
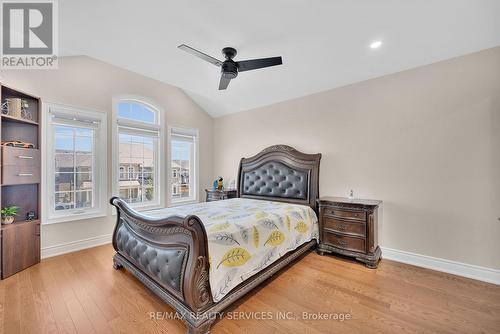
[60,0,500,117]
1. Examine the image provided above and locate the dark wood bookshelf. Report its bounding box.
[0,84,41,279]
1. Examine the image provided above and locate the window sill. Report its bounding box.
[44,210,107,225]
[111,202,163,215]
[169,199,199,207]
[133,204,164,211]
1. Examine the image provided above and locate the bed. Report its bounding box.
[110,145,321,334]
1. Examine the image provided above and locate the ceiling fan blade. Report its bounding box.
[236,56,282,72]
[219,75,231,90]
[178,44,223,66]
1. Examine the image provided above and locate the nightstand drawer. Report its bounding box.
[205,189,237,202]
[323,217,366,237]
[323,208,366,221]
[323,232,365,253]
[207,192,225,201]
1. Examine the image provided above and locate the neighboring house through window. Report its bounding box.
[45,103,107,223]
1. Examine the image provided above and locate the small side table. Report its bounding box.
[205,189,237,202]
[317,196,382,268]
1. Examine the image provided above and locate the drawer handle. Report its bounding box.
[17,155,34,159]
[18,173,33,176]
[335,224,348,231]
[336,239,348,247]
[330,210,362,219]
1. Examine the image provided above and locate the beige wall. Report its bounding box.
[0,56,214,250]
[1,48,498,269]
[213,47,500,269]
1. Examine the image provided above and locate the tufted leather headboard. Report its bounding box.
[237,145,321,210]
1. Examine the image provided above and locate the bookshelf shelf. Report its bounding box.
[1,114,39,125]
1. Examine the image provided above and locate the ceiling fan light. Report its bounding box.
[370,40,382,49]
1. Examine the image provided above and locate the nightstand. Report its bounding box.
[205,189,237,202]
[317,196,382,268]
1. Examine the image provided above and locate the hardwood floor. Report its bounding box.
[1,244,499,334]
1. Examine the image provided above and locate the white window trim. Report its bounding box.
[112,95,165,211]
[167,125,199,206]
[42,102,108,224]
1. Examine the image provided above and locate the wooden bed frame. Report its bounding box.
[110,145,321,333]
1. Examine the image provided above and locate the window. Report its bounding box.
[113,98,162,208]
[117,100,155,123]
[45,104,107,223]
[128,166,135,179]
[169,127,198,203]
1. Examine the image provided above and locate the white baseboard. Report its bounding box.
[40,237,500,285]
[381,246,500,285]
[41,234,112,259]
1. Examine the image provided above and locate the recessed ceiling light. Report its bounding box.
[370,40,382,49]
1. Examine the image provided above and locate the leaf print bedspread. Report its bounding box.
[143,198,319,302]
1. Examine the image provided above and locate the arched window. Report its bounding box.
[113,98,162,207]
[117,100,156,124]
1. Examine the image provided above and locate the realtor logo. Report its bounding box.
[1,0,58,68]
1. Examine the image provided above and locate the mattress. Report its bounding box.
[143,198,319,302]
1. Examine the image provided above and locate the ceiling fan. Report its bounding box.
[178,44,283,90]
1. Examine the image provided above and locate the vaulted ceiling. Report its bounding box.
[60,0,500,117]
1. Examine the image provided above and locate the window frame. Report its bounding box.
[167,125,199,206]
[112,96,165,210]
[43,103,108,224]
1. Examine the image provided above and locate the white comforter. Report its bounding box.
[143,198,318,302]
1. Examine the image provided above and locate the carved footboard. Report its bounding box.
[110,197,213,319]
